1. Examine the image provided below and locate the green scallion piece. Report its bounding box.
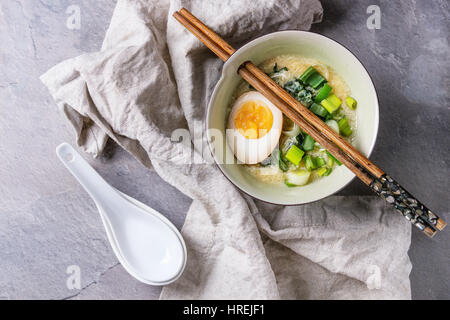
[327,94,342,107]
[304,155,316,171]
[326,151,342,166]
[274,149,289,172]
[320,98,340,114]
[317,167,332,176]
[279,157,289,172]
[285,170,311,187]
[285,145,305,166]
[317,167,328,176]
[306,72,326,88]
[338,116,352,137]
[326,155,334,167]
[299,66,317,83]
[314,83,332,102]
[314,157,326,168]
[309,103,329,118]
[302,134,315,151]
[345,96,357,110]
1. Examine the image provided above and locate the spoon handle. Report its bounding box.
[56,143,119,209]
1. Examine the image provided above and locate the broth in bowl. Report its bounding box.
[227,54,357,187]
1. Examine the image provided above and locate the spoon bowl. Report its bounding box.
[56,143,186,286]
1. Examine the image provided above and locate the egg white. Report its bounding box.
[226,92,283,164]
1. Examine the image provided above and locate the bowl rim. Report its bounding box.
[206,30,380,206]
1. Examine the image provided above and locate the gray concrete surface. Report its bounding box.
[0,0,448,299]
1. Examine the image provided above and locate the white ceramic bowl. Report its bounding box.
[206,31,379,205]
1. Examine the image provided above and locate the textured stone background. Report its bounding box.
[0,0,448,299]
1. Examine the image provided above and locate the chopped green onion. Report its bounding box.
[317,167,327,176]
[279,158,289,172]
[314,157,326,168]
[299,66,317,83]
[306,73,326,88]
[304,155,316,171]
[326,151,342,166]
[338,116,352,137]
[314,83,332,102]
[283,125,301,138]
[299,66,327,88]
[302,134,315,151]
[325,119,339,134]
[317,167,332,177]
[345,96,357,110]
[280,137,296,154]
[327,94,342,108]
[285,170,311,187]
[309,103,329,118]
[285,182,296,187]
[320,98,340,114]
[273,149,289,172]
[285,145,305,166]
[283,123,301,137]
[326,156,334,167]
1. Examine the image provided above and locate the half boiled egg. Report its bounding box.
[226,91,283,164]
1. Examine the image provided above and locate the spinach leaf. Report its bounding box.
[269,63,288,85]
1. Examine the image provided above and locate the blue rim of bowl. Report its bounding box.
[205,30,380,206]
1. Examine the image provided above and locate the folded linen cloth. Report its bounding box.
[41,0,412,299]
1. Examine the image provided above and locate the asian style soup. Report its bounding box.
[226,54,357,187]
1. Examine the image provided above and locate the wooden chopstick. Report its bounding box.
[179,8,236,58]
[173,11,230,61]
[173,8,446,237]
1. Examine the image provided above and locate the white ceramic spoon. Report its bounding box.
[56,143,186,286]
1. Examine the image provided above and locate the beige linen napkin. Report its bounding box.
[41,0,412,299]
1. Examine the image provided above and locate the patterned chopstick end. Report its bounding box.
[370,174,445,237]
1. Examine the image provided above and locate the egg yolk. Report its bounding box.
[234,101,273,139]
